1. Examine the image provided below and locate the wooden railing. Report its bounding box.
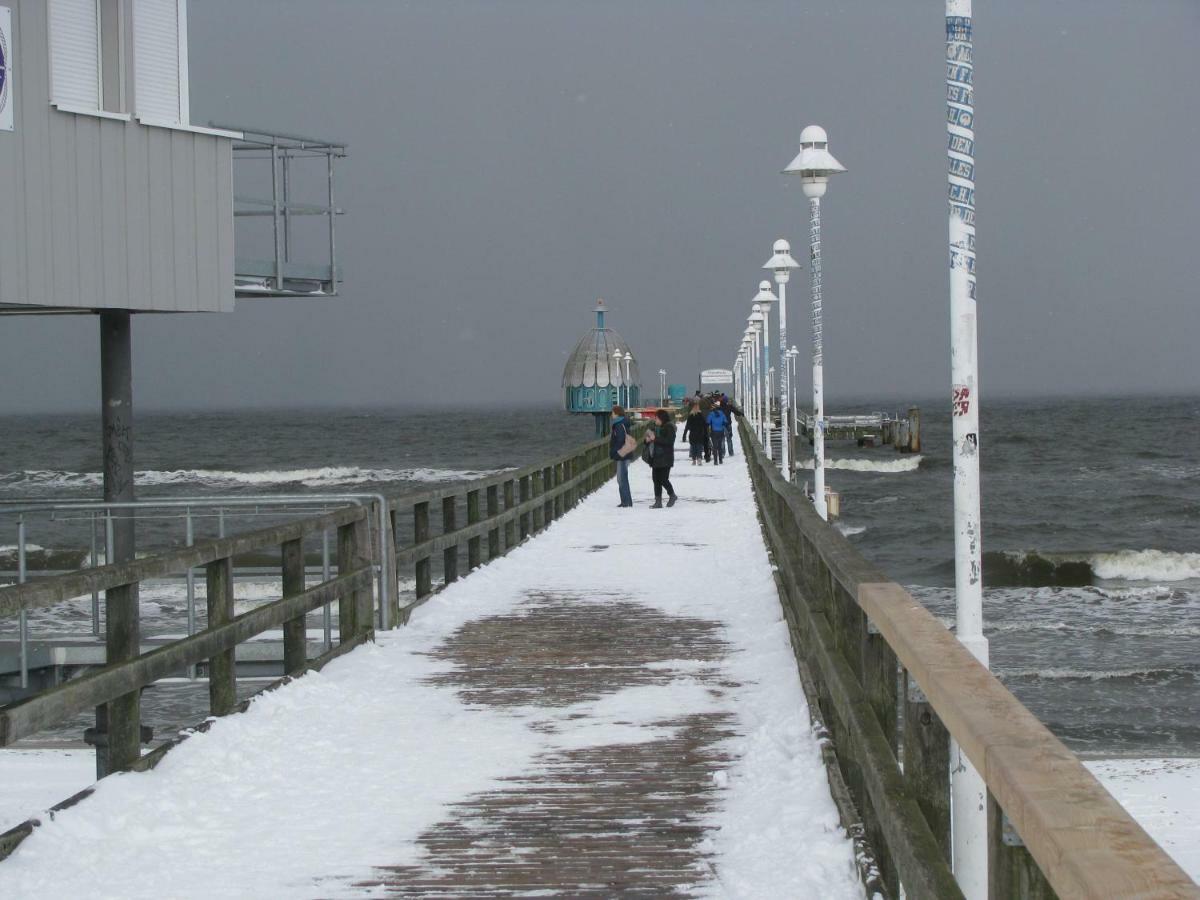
[0,433,620,859]
[740,424,1198,899]
[0,435,617,755]
[0,505,375,754]
[386,436,618,623]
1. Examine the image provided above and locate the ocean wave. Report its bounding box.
[0,543,45,554]
[796,456,922,474]
[857,495,900,506]
[0,466,515,491]
[999,666,1197,685]
[835,524,867,537]
[984,620,1200,638]
[979,549,1200,587]
[1090,549,1200,582]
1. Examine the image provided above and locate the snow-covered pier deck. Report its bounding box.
[0,431,862,898]
[1,424,1196,899]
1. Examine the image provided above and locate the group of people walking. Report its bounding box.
[682,393,734,465]
[609,394,737,509]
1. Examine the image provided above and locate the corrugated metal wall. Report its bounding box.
[0,0,234,313]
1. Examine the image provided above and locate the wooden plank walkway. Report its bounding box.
[0,426,862,899]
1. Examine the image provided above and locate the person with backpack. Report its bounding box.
[644,409,678,508]
[706,405,727,464]
[609,405,635,508]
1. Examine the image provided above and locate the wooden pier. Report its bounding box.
[0,423,1196,897]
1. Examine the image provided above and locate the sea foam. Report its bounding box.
[0,466,514,490]
[795,456,921,474]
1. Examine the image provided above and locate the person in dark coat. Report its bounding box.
[682,404,707,466]
[719,394,736,457]
[644,409,677,508]
[609,405,634,508]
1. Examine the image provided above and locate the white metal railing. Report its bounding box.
[0,495,394,688]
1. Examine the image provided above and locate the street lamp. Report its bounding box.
[658,368,666,407]
[743,326,758,438]
[765,239,801,481]
[785,123,846,520]
[612,347,624,407]
[753,282,778,460]
[748,307,765,447]
[789,345,800,435]
[623,351,633,405]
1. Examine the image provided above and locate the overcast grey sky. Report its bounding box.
[3,0,1198,412]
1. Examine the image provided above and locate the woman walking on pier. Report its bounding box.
[682,404,708,466]
[645,409,677,508]
[609,405,635,508]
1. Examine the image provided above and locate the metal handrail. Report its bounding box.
[0,495,395,688]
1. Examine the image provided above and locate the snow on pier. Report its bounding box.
[0,427,862,898]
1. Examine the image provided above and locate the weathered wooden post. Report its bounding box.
[486,485,500,560]
[903,673,952,862]
[553,463,564,519]
[504,479,516,549]
[413,501,432,601]
[336,521,361,640]
[988,793,1058,899]
[281,537,306,675]
[205,556,236,716]
[442,496,459,584]
[466,489,482,571]
[908,406,922,453]
[519,475,531,540]
[543,465,554,526]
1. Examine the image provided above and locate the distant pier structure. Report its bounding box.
[562,301,641,435]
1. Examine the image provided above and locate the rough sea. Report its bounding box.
[1,399,1196,756]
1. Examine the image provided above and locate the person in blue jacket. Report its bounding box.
[609,405,634,508]
[706,405,727,464]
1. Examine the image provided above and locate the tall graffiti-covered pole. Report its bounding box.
[947,1,989,896]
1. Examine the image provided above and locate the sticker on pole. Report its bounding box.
[0,7,12,132]
[952,385,971,417]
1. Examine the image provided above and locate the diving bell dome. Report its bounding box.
[562,300,642,413]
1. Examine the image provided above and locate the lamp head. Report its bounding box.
[764,238,801,282]
[624,351,632,361]
[754,281,778,306]
[783,124,846,199]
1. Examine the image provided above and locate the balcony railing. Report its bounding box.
[217,126,347,298]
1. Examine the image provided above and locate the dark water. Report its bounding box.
[2,400,1198,754]
[815,395,1200,755]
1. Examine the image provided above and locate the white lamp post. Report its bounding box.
[789,346,800,436]
[785,124,846,520]
[743,325,759,438]
[658,368,666,407]
[624,351,633,405]
[765,240,801,481]
[612,348,624,407]
[946,3,988,895]
[748,307,766,448]
[753,282,777,460]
